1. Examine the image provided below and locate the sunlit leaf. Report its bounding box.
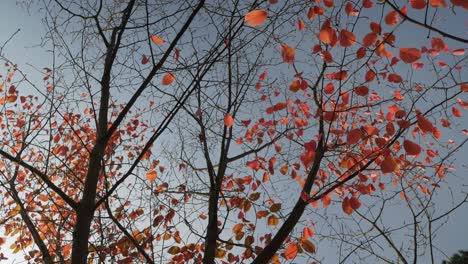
[151,35,165,45]
[244,9,268,27]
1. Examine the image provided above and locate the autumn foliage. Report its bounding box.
[0,0,467,263]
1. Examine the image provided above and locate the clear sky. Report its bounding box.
[0,1,467,263]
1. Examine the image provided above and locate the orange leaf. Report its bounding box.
[385,11,398,26]
[244,9,268,27]
[303,227,314,239]
[403,140,422,156]
[381,155,399,174]
[297,19,305,31]
[280,44,295,64]
[146,170,157,182]
[284,243,298,260]
[151,35,166,45]
[224,113,234,127]
[318,25,337,45]
[410,0,427,9]
[279,164,288,175]
[324,0,334,7]
[162,73,175,85]
[430,0,447,7]
[263,172,269,183]
[339,29,356,47]
[399,48,421,63]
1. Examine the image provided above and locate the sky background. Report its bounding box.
[0,1,467,263]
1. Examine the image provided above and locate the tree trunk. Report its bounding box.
[202,184,220,264]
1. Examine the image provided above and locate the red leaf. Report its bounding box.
[318,20,337,46]
[307,7,315,20]
[321,51,333,63]
[325,71,347,80]
[246,160,260,171]
[451,0,468,9]
[345,2,359,16]
[324,83,334,94]
[385,11,398,25]
[349,197,361,210]
[297,19,305,31]
[303,227,314,238]
[347,128,361,145]
[452,107,462,117]
[162,73,175,85]
[284,243,298,260]
[399,48,422,63]
[362,32,378,47]
[339,29,356,47]
[356,47,366,59]
[461,84,468,92]
[224,113,234,127]
[363,0,374,8]
[281,44,295,64]
[430,0,447,7]
[452,49,465,56]
[342,197,353,215]
[431,37,445,52]
[365,70,376,82]
[410,0,427,9]
[388,73,403,83]
[324,0,334,7]
[354,85,369,96]
[381,155,399,174]
[244,10,268,27]
[370,22,381,34]
[417,115,434,133]
[141,54,149,64]
[404,140,422,156]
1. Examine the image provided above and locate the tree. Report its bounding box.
[0,0,467,263]
[443,250,468,264]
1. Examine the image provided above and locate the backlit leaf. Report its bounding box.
[284,243,298,260]
[146,170,157,182]
[244,10,268,27]
[162,73,175,85]
[404,140,422,156]
[151,35,165,45]
[399,48,421,63]
[224,113,234,127]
